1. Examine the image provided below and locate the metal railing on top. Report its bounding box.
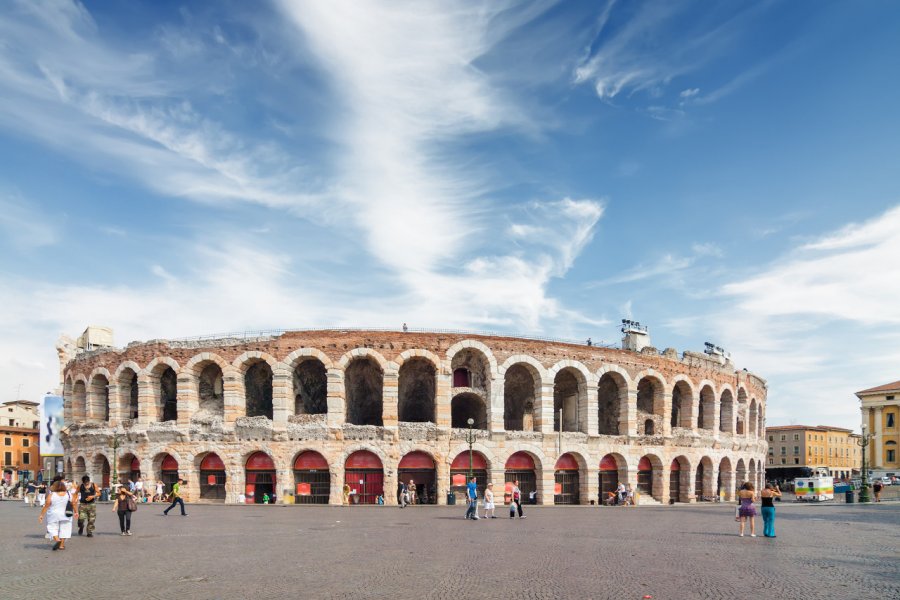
[170,326,615,349]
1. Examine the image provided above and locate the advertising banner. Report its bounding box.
[40,395,64,456]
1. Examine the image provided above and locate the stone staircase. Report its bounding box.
[637,494,662,506]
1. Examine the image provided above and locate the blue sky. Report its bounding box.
[1,0,899,429]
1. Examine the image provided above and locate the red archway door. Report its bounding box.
[246,452,277,504]
[598,454,619,503]
[637,456,653,496]
[450,451,488,500]
[101,458,111,489]
[669,459,681,503]
[161,454,179,495]
[345,451,383,505]
[130,456,142,483]
[505,452,536,505]
[554,453,580,505]
[398,451,436,505]
[294,451,330,505]
[200,453,226,501]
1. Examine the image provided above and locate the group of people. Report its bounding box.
[604,482,635,506]
[463,477,526,520]
[735,481,782,538]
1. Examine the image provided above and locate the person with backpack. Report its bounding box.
[77,475,100,537]
[163,478,187,516]
[39,476,76,550]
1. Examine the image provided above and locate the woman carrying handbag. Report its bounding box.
[112,483,137,536]
[38,476,77,551]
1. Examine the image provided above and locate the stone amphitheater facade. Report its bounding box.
[60,330,767,506]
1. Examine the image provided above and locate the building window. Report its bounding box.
[780,435,786,441]
[4,451,11,464]
[887,395,895,400]
[768,448,774,455]
[888,450,896,463]
[781,458,786,465]
[794,458,799,465]
[768,458,773,465]
[888,413,896,428]
[3,437,9,446]
[781,447,786,455]
[794,446,799,455]
[768,435,773,442]
[794,434,799,441]
[23,452,29,465]
[22,439,29,447]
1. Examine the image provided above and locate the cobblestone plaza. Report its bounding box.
[1,501,897,599]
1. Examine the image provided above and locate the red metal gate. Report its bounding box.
[345,469,383,504]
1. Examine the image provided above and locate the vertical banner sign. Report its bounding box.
[40,395,64,457]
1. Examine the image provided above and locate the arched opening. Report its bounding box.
[597,373,623,435]
[244,361,273,419]
[118,368,139,420]
[736,389,748,435]
[671,381,692,430]
[344,450,383,505]
[450,348,490,394]
[91,455,110,489]
[450,451,488,500]
[74,456,87,482]
[199,453,226,501]
[160,454,179,495]
[735,458,747,494]
[398,358,436,423]
[128,456,141,483]
[670,456,691,503]
[718,457,734,500]
[345,357,383,426]
[637,377,663,435]
[503,363,539,431]
[644,419,655,435]
[748,458,757,491]
[293,359,327,415]
[698,385,715,431]
[65,458,73,481]
[599,454,627,503]
[504,452,537,505]
[748,399,758,438]
[451,393,487,429]
[398,451,437,505]
[554,453,580,505]
[245,452,276,504]
[695,460,706,501]
[553,369,582,432]
[72,381,87,422]
[637,456,655,497]
[719,389,734,434]
[158,367,178,422]
[89,374,110,422]
[293,451,329,504]
[198,363,224,415]
[757,408,765,439]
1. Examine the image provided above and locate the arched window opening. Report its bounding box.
[118,369,139,420]
[345,357,383,426]
[293,360,327,415]
[597,374,622,435]
[450,349,490,393]
[671,381,692,429]
[451,393,487,429]
[90,374,110,422]
[719,390,734,434]
[698,385,715,431]
[398,358,436,423]
[160,368,178,422]
[245,361,273,419]
[198,363,224,415]
[553,369,580,432]
[503,364,538,432]
[643,419,655,435]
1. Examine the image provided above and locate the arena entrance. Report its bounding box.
[637,456,654,498]
[345,450,383,505]
[160,454,179,495]
[505,452,537,504]
[598,454,620,504]
[129,456,141,483]
[450,451,488,501]
[199,453,226,501]
[293,451,330,505]
[554,453,580,505]
[246,452,277,504]
[669,459,680,503]
[398,451,436,505]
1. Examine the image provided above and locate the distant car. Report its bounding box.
[868,476,891,486]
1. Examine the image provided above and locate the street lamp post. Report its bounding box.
[857,424,875,503]
[466,417,475,479]
[109,431,120,487]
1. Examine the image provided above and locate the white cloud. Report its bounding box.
[679,88,700,98]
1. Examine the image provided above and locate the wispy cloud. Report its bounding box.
[0,192,59,249]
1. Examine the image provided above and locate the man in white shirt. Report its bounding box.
[134,478,144,498]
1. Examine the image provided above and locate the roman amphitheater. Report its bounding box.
[59,328,767,506]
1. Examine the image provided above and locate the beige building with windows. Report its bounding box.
[856,380,900,475]
[765,425,860,480]
[2,400,40,484]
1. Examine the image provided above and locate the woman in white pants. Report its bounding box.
[483,483,496,518]
[38,478,76,551]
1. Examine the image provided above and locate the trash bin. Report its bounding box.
[845,490,854,504]
[446,492,456,505]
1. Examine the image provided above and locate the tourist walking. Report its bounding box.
[483,483,496,518]
[112,482,137,535]
[760,483,781,538]
[342,483,351,505]
[163,478,187,516]
[408,480,417,505]
[616,482,626,505]
[38,477,76,551]
[77,475,100,537]
[36,481,47,507]
[464,476,479,520]
[510,480,525,519]
[737,482,758,537]
[873,480,883,502]
[399,481,409,508]
[24,481,36,506]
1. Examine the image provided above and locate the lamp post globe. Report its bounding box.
[858,424,871,503]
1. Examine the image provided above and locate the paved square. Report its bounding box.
[0,501,897,599]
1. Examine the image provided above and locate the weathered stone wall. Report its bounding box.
[61,330,768,506]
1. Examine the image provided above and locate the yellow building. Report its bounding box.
[856,379,900,475]
[765,425,861,480]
